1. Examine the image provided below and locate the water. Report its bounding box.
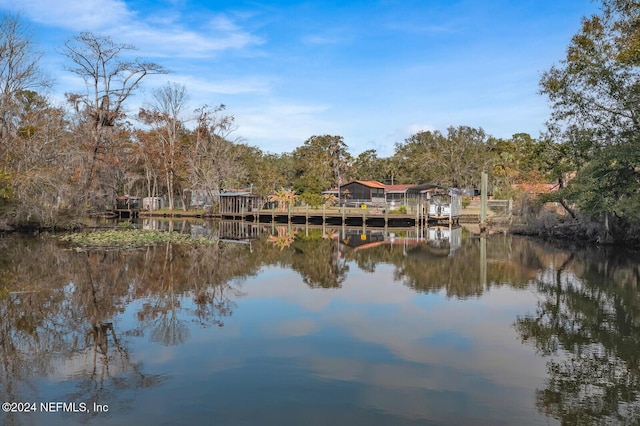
[0,221,639,425]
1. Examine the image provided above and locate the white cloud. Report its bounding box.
[1,0,263,58]
[1,0,133,30]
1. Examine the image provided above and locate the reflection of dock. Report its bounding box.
[218,221,260,243]
[338,226,462,256]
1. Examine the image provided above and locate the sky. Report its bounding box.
[0,0,598,157]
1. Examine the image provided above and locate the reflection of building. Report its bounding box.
[427,226,462,254]
[337,227,462,257]
[218,221,260,242]
[339,230,387,249]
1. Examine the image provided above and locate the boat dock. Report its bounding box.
[219,207,469,227]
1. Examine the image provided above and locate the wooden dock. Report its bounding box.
[114,208,139,218]
[219,207,466,227]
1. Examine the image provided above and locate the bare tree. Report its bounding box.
[62,32,167,211]
[0,14,50,154]
[138,82,189,210]
[189,105,246,206]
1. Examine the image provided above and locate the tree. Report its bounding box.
[540,0,640,239]
[393,126,493,188]
[188,104,246,206]
[268,187,297,212]
[351,149,388,182]
[292,135,352,193]
[62,32,167,210]
[138,83,189,210]
[0,15,50,143]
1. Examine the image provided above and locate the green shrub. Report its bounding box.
[300,192,324,208]
[390,205,407,214]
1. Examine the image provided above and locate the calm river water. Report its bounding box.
[0,220,639,426]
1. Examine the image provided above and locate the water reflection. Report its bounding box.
[515,246,640,425]
[0,225,639,425]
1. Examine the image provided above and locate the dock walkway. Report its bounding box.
[221,207,469,227]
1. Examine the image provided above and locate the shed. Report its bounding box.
[115,195,141,210]
[219,191,261,214]
[406,184,462,222]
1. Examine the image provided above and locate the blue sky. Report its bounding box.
[0,0,596,157]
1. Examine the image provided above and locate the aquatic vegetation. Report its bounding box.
[59,229,217,249]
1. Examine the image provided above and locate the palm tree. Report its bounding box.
[268,187,298,212]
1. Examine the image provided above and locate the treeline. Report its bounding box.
[0,0,639,244]
[0,15,550,229]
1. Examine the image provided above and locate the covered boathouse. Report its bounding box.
[406,183,462,224]
[219,191,262,215]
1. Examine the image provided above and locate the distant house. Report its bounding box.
[512,182,560,195]
[384,184,414,205]
[339,180,386,206]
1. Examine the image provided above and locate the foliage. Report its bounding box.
[299,192,324,208]
[322,193,338,206]
[392,126,493,188]
[187,104,246,206]
[0,170,13,203]
[292,135,352,193]
[539,0,640,238]
[461,196,471,209]
[391,205,407,214]
[268,187,298,212]
[563,140,640,223]
[62,32,167,212]
[137,83,189,210]
[351,149,390,183]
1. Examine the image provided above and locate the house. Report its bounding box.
[339,180,386,206]
[384,184,414,207]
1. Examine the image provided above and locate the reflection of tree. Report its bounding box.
[515,247,640,425]
[259,227,349,288]
[0,238,164,425]
[0,234,253,424]
[267,225,295,250]
[334,234,539,298]
[289,229,348,288]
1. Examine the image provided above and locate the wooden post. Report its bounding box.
[384,203,388,229]
[480,171,488,232]
[508,198,513,225]
[362,207,366,233]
